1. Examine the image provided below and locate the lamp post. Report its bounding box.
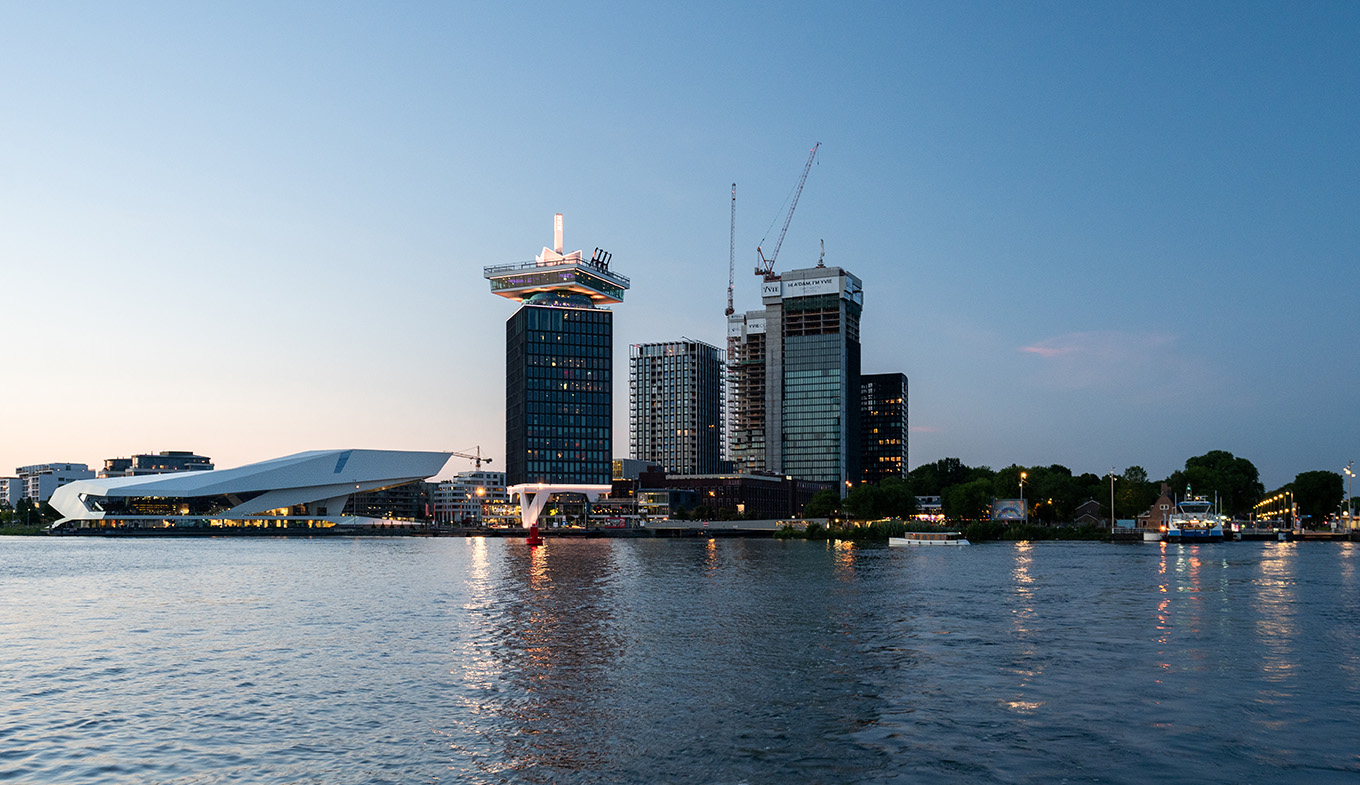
[1019,472,1027,525]
[1344,462,1354,530]
[1109,468,1118,530]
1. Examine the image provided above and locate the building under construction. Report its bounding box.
[728,264,864,489]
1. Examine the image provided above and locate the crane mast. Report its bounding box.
[726,183,736,317]
[450,446,492,469]
[755,142,820,280]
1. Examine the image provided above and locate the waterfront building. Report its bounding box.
[859,373,908,484]
[485,214,629,528]
[48,449,451,530]
[430,471,508,525]
[628,339,726,475]
[643,472,831,520]
[344,481,431,521]
[99,450,214,478]
[0,477,21,507]
[16,463,95,503]
[728,265,863,490]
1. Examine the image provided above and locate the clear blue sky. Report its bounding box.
[2,2,1357,489]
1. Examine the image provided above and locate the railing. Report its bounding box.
[483,259,630,286]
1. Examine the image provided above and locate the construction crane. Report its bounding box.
[726,183,737,317]
[450,446,493,468]
[755,142,820,280]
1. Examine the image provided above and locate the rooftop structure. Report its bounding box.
[484,213,630,305]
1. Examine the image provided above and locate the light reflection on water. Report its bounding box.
[2,537,1359,784]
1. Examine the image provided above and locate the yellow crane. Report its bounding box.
[450,447,493,469]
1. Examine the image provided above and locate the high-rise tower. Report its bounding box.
[628,339,726,475]
[729,265,863,490]
[484,215,629,537]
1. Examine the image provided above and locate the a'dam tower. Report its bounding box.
[484,214,630,540]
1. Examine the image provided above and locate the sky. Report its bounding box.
[2,1,1358,490]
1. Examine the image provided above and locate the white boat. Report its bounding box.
[1142,529,1165,542]
[1165,492,1225,543]
[888,531,970,547]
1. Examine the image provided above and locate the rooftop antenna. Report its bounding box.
[817,238,825,268]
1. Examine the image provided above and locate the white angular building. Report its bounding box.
[49,449,451,531]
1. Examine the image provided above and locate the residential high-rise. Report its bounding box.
[629,339,726,475]
[484,214,629,488]
[860,373,908,484]
[728,265,863,490]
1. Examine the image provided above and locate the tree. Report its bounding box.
[1291,470,1343,528]
[909,457,975,496]
[844,477,919,520]
[804,490,840,519]
[1117,466,1158,521]
[1167,450,1264,517]
[943,478,993,521]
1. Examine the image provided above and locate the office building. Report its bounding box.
[729,264,863,489]
[16,463,95,503]
[860,373,908,484]
[629,339,726,475]
[485,214,629,490]
[99,451,214,478]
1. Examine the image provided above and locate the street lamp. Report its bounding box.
[1109,468,1118,530]
[1344,462,1354,530]
[1019,472,1027,525]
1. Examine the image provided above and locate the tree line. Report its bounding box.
[805,450,1356,527]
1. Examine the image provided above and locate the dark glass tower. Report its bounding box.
[486,214,629,487]
[859,372,908,484]
[506,300,613,484]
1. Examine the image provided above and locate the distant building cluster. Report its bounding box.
[16,213,913,531]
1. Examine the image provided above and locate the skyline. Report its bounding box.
[3,3,1358,490]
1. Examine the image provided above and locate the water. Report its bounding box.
[2,537,1358,784]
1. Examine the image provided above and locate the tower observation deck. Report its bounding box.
[483,214,629,544]
[483,213,629,305]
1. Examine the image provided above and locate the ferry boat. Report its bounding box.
[888,531,970,547]
[1165,493,1225,543]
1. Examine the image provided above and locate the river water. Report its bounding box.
[1,536,1357,784]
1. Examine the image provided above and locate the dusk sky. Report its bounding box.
[3,2,1357,490]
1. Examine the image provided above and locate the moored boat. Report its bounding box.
[1165,492,1225,543]
[888,531,970,547]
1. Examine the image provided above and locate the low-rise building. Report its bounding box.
[0,478,23,507]
[17,463,95,503]
[99,451,214,478]
[640,471,830,520]
[430,471,508,525]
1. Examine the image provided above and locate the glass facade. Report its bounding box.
[629,340,726,475]
[779,288,861,487]
[505,304,613,485]
[860,373,908,484]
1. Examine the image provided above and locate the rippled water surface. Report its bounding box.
[2,537,1358,783]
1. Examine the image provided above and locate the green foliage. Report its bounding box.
[942,478,993,521]
[844,477,917,520]
[1117,466,1158,520]
[1290,470,1344,527]
[1167,450,1264,517]
[804,489,841,519]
